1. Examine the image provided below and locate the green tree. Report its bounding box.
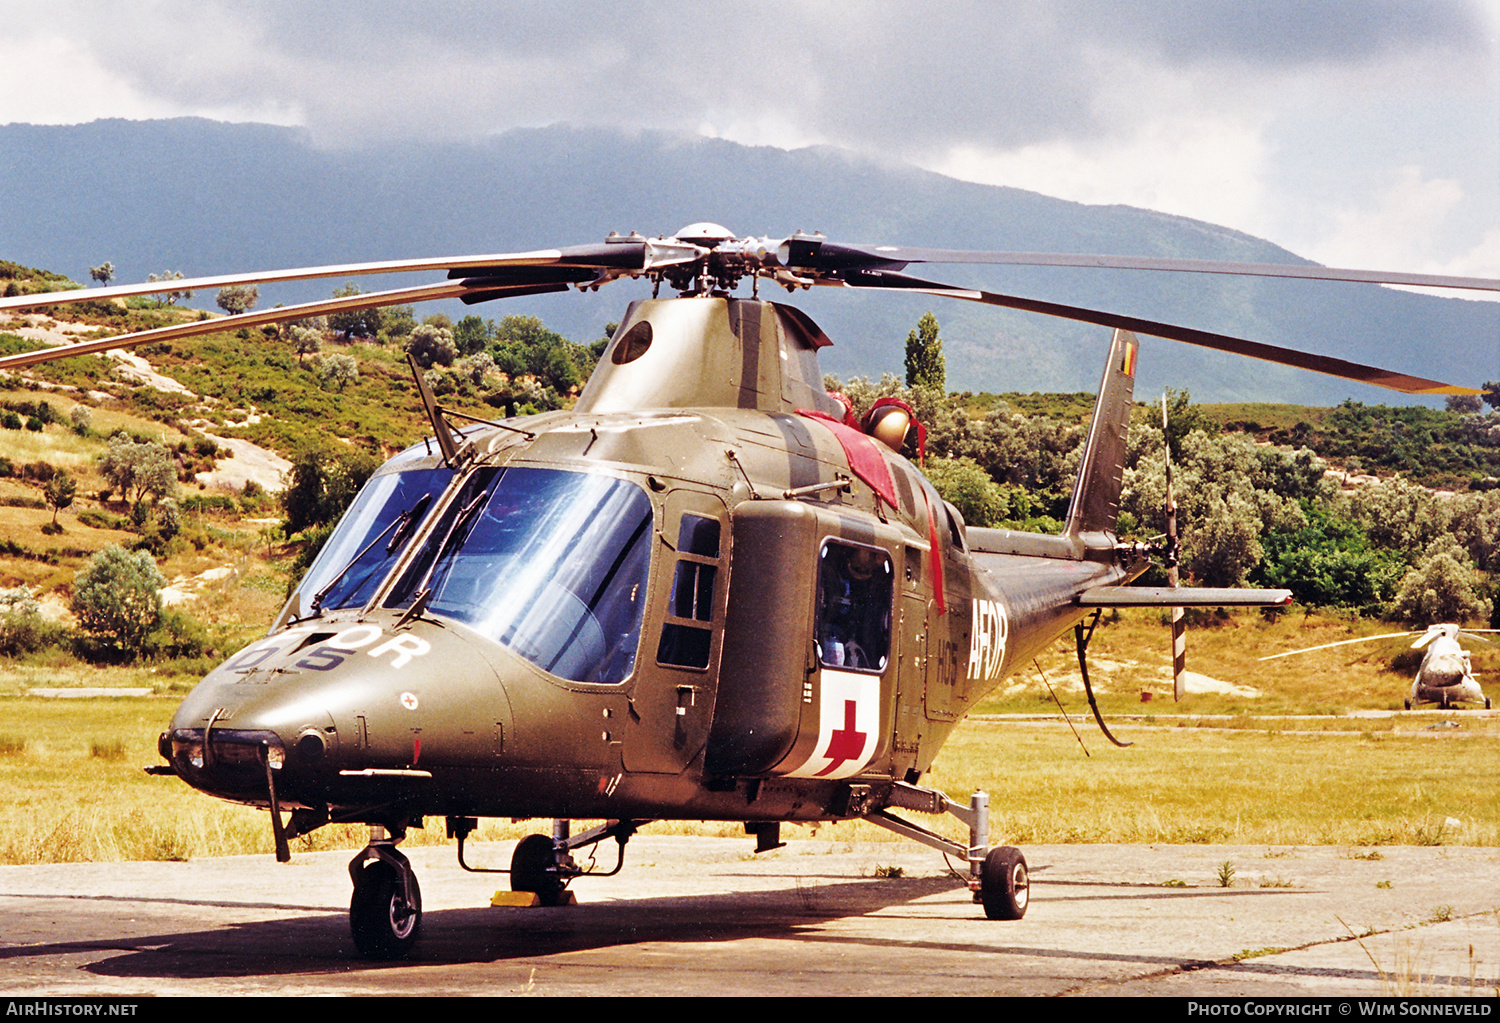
[89,262,114,286]
[327,285,385,338]
[487,314,593,395]
[318,353,359,391]
[147,270,192,305]
[407,323,457,369]
[379,305,416,344]
[70,545,165,652]
[289,325,323,364]
[1390,537,1492,625]
[44,470,76,528]
[924,456,1005,527]
[216,284,259,316]
[280,451,379,536]
[454,314,491,356]
[1254,501,1401,611]
[904,312,945,392]
[1161,388,1212,462]
[99,433,178,507]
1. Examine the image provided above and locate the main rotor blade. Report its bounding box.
[837,268,1481,395]
[1258,633,1419,660]
[0,238,686,315]
[802,242,1500,295]
[0,279,492,371]
[0,250,591,314]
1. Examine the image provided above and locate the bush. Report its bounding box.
[0,586,64,657]
[925,456,1005,527]
[142,609,217,661]
[77,508,130,530]
[1389,538,1492,625]
[70,545,165,654]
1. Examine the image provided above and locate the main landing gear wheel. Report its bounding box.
[511,833,566,906]
[350,857,422,959]
[980,846,1029,921]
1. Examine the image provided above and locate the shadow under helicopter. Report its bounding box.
[1,870,1321,983]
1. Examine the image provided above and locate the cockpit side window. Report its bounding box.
[656,513,722,670]
[288,466,454,620]
[815,540,893,673]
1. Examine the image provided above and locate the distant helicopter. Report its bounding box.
[1,224,1493,959]
[1261,624,1494,710]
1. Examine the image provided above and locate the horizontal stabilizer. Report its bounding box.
[1078,586,1292,608]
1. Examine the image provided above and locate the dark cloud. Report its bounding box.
[30,0,1495,157]
[1064,0,1484,66]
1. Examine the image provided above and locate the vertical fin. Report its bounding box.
[1064,330,1138,541]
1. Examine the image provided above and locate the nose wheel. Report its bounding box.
[349,837,422,959]
[511,832,570,906]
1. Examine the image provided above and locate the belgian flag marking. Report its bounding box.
[1120,340,1138,378]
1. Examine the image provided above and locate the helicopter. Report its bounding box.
[1260,624,1495,710]
[1,223,1494,959]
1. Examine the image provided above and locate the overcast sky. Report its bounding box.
[2,1,1496,289]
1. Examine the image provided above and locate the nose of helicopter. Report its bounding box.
[161,615,514,808]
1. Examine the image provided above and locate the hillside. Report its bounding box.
[1,118,1494,406]
[2,239,1498,691]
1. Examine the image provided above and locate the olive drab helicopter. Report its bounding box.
[2,223,1494,959]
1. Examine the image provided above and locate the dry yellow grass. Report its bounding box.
[929,719,1500,847]
[0,503,1495,864]
[0,503,136,556]
[1,679,1496,866]
[977,607,1497,716]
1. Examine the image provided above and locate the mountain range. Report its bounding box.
[1,117,1494,405]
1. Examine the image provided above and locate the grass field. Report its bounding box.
[1,658,1495,866]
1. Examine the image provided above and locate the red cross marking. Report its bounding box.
[816,699,866,776]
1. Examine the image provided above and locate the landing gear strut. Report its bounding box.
[349,825,422,959]
[865,784,1030,920]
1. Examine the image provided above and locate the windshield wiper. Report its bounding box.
[310,492,433,614]
[412,487,490,599]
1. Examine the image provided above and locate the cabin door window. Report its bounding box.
[815,540,893,673]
